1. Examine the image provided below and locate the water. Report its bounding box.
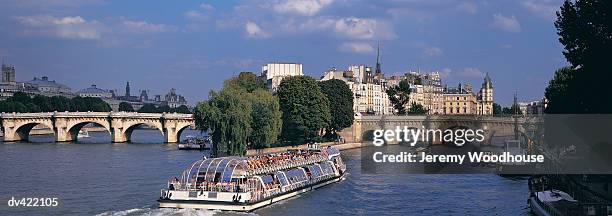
[0,130,530,215]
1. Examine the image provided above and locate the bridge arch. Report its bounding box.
[11,121,55,142]
[66,121,111,141]
[122,121,165,143]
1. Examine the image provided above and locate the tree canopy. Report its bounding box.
[118,102,134,112]
[194,72,281,155]
[277,76,331,145]
[138,104,191,113]
[318,79,354,138]
[0,92,111,113]
[547,0,612,113]
[408,102,428,115]
[386,79,412,115]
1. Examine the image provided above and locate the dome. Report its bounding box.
[77,84,110,94]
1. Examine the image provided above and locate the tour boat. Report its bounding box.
[77,130,90,138]
[158,144,346,211]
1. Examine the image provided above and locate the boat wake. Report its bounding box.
[95,208,222,216]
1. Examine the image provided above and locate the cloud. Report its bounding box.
[272,0,333,16]
[284,17,396,40]
[245,21,270,38]
[458,67,484,77]
[415,43,442,56]
[121,20,177,33]
[339,42,375,54]
[520,0,558,21]
[439,68,452,78]
[424,46,442,56]
[14,15,102,39]
[492,13,521,33]
[199,3,214,11]
[457,2,477,14]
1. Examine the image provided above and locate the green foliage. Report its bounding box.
[194,72,281,155]
[224,72,266,93]
[548,0,612,113]
[408,102,428,115]
[318,79,354,137]
[0,92,111,112]
[118,102,134,112]
[545,67,577,113]
[493,103,502,115]
[386,79,411,115]
[137,104,191,113]
[248,89,282,149]
[195,88,252,156]
[277,76,331,145]
[502,105,522,115]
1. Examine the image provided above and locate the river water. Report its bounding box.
[0,130,530,215]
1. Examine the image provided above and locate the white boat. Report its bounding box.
[158,145,346,211]
[77,130,90,138]
[178,136,210,150]
[528,189,578,216]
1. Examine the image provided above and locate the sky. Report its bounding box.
[0,0,567,107]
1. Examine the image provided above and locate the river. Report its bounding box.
[0,130,530,215]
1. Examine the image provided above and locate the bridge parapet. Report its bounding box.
[1,112,55,118]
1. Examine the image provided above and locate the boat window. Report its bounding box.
[276,171,289,186]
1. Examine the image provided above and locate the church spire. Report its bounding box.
[375,41,381,74]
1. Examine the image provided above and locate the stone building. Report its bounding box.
[442,73,493,115]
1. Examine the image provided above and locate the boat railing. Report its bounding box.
[249,156,328,175]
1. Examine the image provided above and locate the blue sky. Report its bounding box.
[0,0,566,106]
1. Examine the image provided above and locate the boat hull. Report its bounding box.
[158,175,344,212]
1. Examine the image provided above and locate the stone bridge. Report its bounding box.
[343,115,540,145]
[0,112,194,143]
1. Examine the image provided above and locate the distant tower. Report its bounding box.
[479,72,494,115]
[125,82,131,97]
[375,42,382,75]
[1,62,16,84]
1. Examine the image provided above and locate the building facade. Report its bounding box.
[261,63,303,92]
[442,73,493,115]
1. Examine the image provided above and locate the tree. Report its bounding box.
[118,102,134,112]
[386,79,411,115]
[549,0,612,113]
[318,79,354,139]
[138,103,158,113]
[224,72,266,93]
[248,89,282,149]
[194,88,252,156]
[493,103,502,115]
[194,72,281,155]
[408,102,428,115]
[174,105,191,114]
[545,67,578,113]
[277,76,331,145]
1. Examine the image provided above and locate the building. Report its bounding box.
[1,63,19,100]
[2,63,16,84]
[518,98,547,116]
[442,73,493,115]
[320,47,393,115]
[164,88,187,108]
[403,71,444,115]
[23,76,73,96]
[261,63,303,92]
[76,84,113,98]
